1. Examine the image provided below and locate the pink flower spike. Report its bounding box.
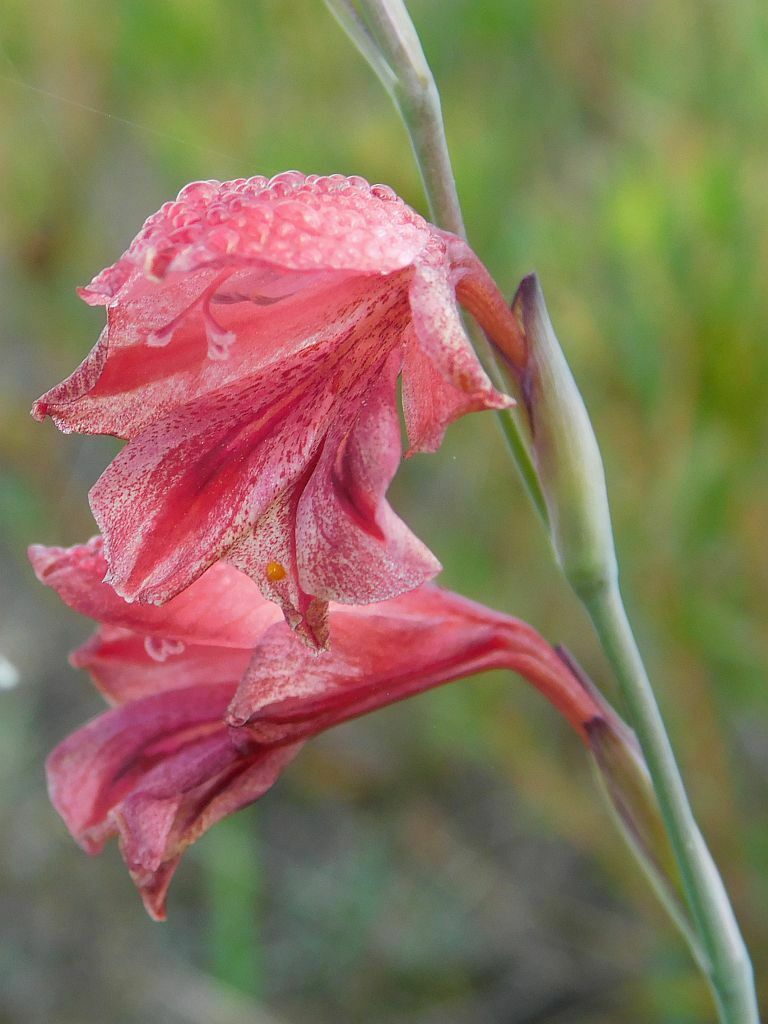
[32,173,512,644]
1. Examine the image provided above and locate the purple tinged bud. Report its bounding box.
[555,646,696,953]
[586,716,700,952]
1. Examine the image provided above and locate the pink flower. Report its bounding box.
[32,172,521,646]
[31,537,607,920]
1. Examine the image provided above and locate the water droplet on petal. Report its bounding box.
[371,183,397,201]
[176,180,221,204]
[269,170,305,189]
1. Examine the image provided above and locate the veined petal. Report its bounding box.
[33,268,379,439]
[228,585,604,746]
[86,280,422,642]
[37,529,626,921]
[46,683,302,920]
[71,625,251,705]
[296,349,441,605]
[29,537,280,648]
[31,327,111,433]
[401,327,503,454]
[88,372,335,607]
[81,174,432,304]
[408,254,512,410]
[47,684,235,853]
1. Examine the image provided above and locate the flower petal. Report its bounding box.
[46,683,302,920]
[82,175,431,300]
[401,327,502,454]
[47,684,235,851]
[33,174,518,638]
[71,625,251,705]
[296,349,441,604]
[408,255,512,411]
[29,537,280,648]
[85,279,420,643]
[33,268,372,439]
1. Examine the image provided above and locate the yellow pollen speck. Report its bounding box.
[265,560,287,582]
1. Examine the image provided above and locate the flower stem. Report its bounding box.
[327,1,760,1018]
[583,581,759,1024]
[324,0,548,524]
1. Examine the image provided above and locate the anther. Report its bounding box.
[265,561,287,582]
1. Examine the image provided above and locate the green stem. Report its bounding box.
[491,399,548,522]
[583,582,759,1024]
[324,0,548,523]
[326,0,464,235]
[326,1,760,1019]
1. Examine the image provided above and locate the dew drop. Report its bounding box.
[269,170,305,189]
[371,184,397,201]
[176,180,221,204]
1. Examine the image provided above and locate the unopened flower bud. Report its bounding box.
[511,274,617,600]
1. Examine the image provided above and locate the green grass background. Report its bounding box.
[0,1,766,1021]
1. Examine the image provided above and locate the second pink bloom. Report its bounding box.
[32,537,606,919]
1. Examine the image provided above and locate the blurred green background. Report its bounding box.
[1,1,766,1021]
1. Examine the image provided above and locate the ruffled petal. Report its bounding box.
[225,460,331,649]
[33,269,376,439]
[46,684,235,852]
[33,171,433,442]
[81,174,432,304]
[401,327,500,454]
[296,349,441,605]
[33,173,520,640]
[29,537,280,648]
[46,683,302,920]
[71,625,251,704]
[408,254,512,412]
[85,279,415,643]
[31,327,111,433]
